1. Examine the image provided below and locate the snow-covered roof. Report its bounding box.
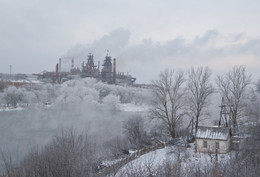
[196,126,230,141]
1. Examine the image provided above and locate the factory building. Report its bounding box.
[34,52,136,86]
[81,54,100,78]
[80,53,136,85]
[101,55,113,83]
[116,73,136,85]
[0,74,43,88]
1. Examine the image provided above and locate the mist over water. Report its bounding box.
[0,78,152,173]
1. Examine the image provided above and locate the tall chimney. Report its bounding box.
[56,63,59,83]
[59,58,61,73]
[113,58,116,84]
[71,58,74,70]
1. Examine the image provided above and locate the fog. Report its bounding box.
[0,78,152,173]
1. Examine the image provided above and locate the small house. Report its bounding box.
[195,126,231,154]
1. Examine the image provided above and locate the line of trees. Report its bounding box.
[151,66,251,138]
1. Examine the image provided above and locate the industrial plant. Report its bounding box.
[0,52,137,88]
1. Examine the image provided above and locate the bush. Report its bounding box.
[3,86,24,107]
[4,130,97,177]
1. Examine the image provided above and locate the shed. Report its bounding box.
[195,126,231,154]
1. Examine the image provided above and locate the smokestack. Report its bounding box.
[56,63,59,83]
[113,58,116,84]
[59,58,61,73]
[71,58,74,70]
[98,61,100,72]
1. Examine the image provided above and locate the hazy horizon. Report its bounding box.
[1,0,260,83]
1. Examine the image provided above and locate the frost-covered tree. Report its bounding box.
[151,69,187,138]
[3,86,24,107]
[245,83,260,125]
[102,94,120,110]
[216,66,251,129]
[187,66,214,134]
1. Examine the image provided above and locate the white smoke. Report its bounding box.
[65,29,260,83]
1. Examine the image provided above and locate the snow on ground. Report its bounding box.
[119,103,150,112]
[0,103,148,112]
[115,143,231,176]
[115,146,169,176]
[102,158,124,167]
[0,103,53,112]
[0,106,24,112]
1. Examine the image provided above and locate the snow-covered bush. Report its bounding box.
[102,94,120,111]
[3,86,24,107]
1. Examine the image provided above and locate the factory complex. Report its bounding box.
[0,53,137,88]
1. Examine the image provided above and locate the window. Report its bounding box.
[216,142,219,149]
[203,141,207,148]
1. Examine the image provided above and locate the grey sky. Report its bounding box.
[0,0,260,83]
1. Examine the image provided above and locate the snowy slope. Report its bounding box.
[115,143,231,176]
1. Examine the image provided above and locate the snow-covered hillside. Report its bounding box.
[116,143,231,176]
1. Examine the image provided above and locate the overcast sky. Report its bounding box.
[0,0,260,83]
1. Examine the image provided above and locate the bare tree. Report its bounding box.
[6,129,97,177]
[105,136,129,159]
[245,88,260,125]
[151,69,187,138]
[216,66,251,129]
[187,66,214,134]
[123,116,150,149]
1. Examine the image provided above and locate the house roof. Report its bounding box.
[196,126,230,141]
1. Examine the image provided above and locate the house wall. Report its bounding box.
[196,138,230,154]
